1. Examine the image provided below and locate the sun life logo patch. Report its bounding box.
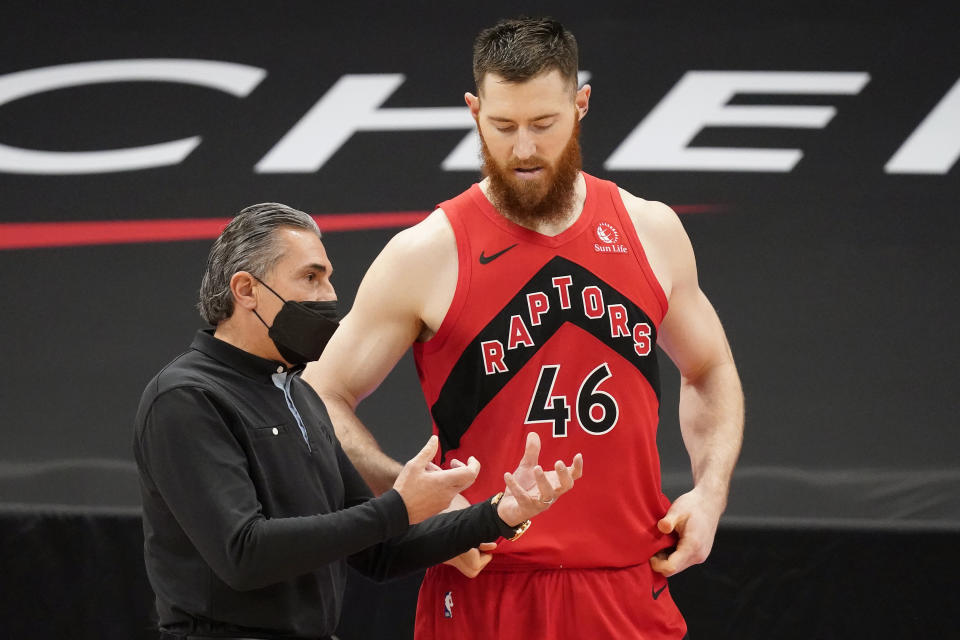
[594,222,629,255]
[596,222,619,244]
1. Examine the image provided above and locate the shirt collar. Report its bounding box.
[190,329,305,380]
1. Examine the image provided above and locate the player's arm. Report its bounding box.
[303,211,455,494]
[623,194,744,577]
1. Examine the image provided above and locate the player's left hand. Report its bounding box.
[494,433,583,526]
[504,432,583,497]
[649,487,723,577]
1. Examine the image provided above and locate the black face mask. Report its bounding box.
[252,277,339,365]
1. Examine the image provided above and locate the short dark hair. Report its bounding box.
[472,17,579,93]
[197,203,320,325]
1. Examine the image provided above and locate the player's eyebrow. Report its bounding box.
[487,113,560,123]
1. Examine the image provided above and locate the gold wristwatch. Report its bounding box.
[490,491,532,541]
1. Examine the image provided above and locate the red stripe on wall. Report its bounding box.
[0,206,722,250]
[0,212,432,250]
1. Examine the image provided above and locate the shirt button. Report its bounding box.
[272,427,279,435]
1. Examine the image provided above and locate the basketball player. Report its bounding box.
[304,17,744,639]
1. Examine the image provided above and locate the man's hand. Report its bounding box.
[505,431,543,493]
[439,493,498,578]
[443,542,498,578]
[503,432,583,497]
[649,487,723,577]
[495,432,583,526]
[393,436,480,524]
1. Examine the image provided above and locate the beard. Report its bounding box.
[480,118,582,227]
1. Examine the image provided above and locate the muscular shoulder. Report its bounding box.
[616,187,695,297]
[376,209,456,271]
[385,209,453,252]
[347,208,458,338]
[617,188,686,246]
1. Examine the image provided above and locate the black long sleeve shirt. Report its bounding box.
[133,330,513,638]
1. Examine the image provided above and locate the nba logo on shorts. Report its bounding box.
[443,591,454,618]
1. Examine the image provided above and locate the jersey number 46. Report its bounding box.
[524,363,619,437]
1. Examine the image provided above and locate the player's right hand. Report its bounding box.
[443,542,498,578]
[393,435,480,524]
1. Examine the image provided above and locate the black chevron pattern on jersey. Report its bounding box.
[431,255,660,457]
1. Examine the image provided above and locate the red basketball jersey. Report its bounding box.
[414,173,676,570]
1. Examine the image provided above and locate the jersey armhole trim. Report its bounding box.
[606,183,669,324]
[418,205,471,354]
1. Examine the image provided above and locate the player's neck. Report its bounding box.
[480,172,586,237]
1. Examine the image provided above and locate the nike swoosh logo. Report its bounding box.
[652,584,667,600]
[478,244,518,264]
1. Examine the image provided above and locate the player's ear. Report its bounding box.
[575,84,591,120]
[465,92,480,122]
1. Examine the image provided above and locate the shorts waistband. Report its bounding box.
[441,560,653,574]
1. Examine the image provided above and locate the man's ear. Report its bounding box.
[575,83,591,120]
[465,92,480,122]
[230,271,258,311]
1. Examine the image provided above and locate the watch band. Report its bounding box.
[490,491,532,541]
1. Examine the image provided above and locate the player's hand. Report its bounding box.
[394,435,480,524]
[649,487,723,577]
[504,431,543,494]
[443,542,498,578]
[503,432,584,498]
[437,492,499,578]
[495,432,583,526]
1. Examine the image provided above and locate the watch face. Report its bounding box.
[508,520,531,541]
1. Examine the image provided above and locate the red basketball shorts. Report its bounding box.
[414,562,687,639]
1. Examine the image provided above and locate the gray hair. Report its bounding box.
[473,17,579,93]
[197,202,321,325]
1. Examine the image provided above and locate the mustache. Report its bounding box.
[507,159,547,170]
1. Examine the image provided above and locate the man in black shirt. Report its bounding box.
[133,203,582,639]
